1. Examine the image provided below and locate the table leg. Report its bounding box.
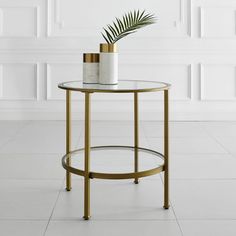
[66,90,71,191]
[84,92,91,220]
[134,92,139,184]
[163,89,170,209]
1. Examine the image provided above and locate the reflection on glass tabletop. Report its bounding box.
[58,80,171,93]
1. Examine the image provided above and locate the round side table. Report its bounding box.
[58,80,171,220]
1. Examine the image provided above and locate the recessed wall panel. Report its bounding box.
[46,63,82,100]
[201,7,236,38]
[1,64,38,100]
[200,64,236,100]
[0,7,38,37]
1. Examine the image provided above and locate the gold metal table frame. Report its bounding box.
[58,80,171,220]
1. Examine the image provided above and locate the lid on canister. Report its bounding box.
[83,53,99,63]
[100,43,117,53]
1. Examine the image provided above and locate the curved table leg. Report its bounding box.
[84,92,91,220]
[163,89,170,209]
[66,90,72,191]
[134,92,139,184]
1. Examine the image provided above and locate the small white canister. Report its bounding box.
[83,53,99,84]
[99,43,118,85]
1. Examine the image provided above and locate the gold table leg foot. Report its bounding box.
[83,216,90,220]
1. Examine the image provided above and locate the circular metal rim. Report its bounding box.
[58,80,171,93]
[62,145,165,180]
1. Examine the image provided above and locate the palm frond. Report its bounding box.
[101,10,156,44]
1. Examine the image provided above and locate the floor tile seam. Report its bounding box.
[142,121,195,123]
[159,174,236,232]
[0,152,230,155]
[168,155,234,158]
[0,219,49,222]
[150,153,234,158]
[176,218,236,221]
[0,177,229,185]
[201,135,236,138]
[0,121,31,151]
[178,219,236,221]
[142,121,152,143]
[76,128,85,147]
[172,217,184,236]
[0,152,65,155]
[208,137,232,154]
[200,124,232,155]
[49,218,178,222]
[228,153,236,158]
[141,122,164,139]
[147,136,230,141]
[57,177,236,183]
[143,135,211,138]
[0,179,64,182]
[0,154,64,158]
[142,122,211,138]
[171,152,228,154]
[43,178,65,236]
[159,174,184,236]
[145,121,229,123]
[0,218,51,221]
[0,178,65,181]
[140,129,229,155]
[142,122,154,149]
[169,178,236,180]
[84,136,144,137]
[196,121,236,123]
[168,178,236,181]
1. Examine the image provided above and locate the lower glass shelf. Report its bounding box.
[62,145,165,180]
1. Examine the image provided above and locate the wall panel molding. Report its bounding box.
[46,62,82,100]
[0,64,3,98]
[47,0,191,38]
[200,63,236,101]
[0,63,39,101]
[191,0,236,38]
[0,6,39,38]
[200,7,236,38]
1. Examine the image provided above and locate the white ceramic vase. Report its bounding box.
[99,43,118,85]
[83,53,99,84]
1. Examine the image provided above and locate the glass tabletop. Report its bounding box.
[58,80,170,93]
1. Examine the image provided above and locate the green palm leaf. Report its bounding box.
[101,10,156,44]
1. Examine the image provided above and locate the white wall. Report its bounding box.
[0,0,236,120]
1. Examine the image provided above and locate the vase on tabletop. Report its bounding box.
[99,43,118,85]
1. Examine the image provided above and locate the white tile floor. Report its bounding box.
[0,121,236,236]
